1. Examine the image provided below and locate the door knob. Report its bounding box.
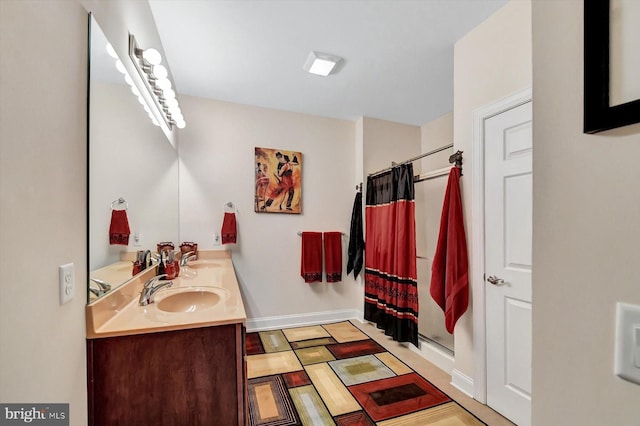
[487,275,505,285]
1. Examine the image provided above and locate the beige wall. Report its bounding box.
[453,0,532,378]
[362,117,422,176]
[0,1,88,425]
[532,1,640,424]
[421,112,454,172]
[178,95,361,321]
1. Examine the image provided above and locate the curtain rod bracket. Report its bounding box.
[449,150,463,167]
[449,150,463,176]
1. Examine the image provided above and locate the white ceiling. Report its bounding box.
[148,0,508,126]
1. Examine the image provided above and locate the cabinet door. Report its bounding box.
[89,325,239,426]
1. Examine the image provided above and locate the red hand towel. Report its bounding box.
[109,209,130,245]
[324,232,342,283]
[430,167,469,334]
[221,212,237,244]
[301,232,322,283]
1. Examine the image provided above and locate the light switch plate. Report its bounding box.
[59,263,75,305]
[213,232,221,246]
[614,302,640,385]
[634,326,640,368]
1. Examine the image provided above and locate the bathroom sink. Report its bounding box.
[154,286,228,313]
[187,261,220,270]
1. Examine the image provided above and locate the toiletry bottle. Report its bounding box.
[142,250,151,270]
[180,242,198,260]
[157,251,166,276]
[132,260,142,276]
[173,252,181,278]
[165,251,176,280]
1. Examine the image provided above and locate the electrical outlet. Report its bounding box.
[59,263,75,305]
[615,302,640,384]
[213,232,221,246]
[133,231,143,247]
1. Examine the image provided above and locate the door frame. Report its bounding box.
[471,87,532,404]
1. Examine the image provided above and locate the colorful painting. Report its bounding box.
[255,147,302,214]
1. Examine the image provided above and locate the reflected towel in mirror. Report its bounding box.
[109,210,130,245]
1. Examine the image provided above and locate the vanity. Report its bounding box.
[86,251,247,426]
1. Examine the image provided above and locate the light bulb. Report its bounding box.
[176,120,186,129]
[138,96,146,105]
[124,74,134,86]
[131,85,140,96]
[143,105,150,113]
[153,64,168,80]
[115,60,126,74]
[166,98,179,109]
[172,112,183,121]
[142,48,162,65]
[106,43,118,59]
[163,88,175,100]
[157,78,172,91]
[151,117,159,126]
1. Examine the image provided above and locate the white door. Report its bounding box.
[485,101,532,426]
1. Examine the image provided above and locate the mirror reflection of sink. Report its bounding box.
[154,286,229,313]
[187,261,221,270]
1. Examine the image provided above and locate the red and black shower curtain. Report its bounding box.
[364,164,419,347]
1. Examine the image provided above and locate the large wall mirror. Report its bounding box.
[88,14,179,303]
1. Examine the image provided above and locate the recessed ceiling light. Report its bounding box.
[303,51,343,77]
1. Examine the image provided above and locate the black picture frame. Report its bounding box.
[584,0,640,134]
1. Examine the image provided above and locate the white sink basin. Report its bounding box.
[154,286,229,313]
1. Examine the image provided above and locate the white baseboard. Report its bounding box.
[409,339,455,375]
[451,369,475,397]
[246,309,361,332]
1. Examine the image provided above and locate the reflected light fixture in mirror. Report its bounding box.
[129,34,186,130]
[103,40,171,129]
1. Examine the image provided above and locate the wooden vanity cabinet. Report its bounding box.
[87,323,247,426]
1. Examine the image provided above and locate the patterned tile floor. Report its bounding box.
[246,321,486,425]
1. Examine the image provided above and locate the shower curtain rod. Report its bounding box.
[368,143,454,177]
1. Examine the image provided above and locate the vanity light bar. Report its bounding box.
[106,43,160,127]
[128,34,185,130]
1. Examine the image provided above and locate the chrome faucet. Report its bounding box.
[139,274,173,306]
[90,277,112,292]
[179,251,197,267]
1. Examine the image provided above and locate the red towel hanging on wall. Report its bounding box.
[430,167,469,334]
[301,232,322,283]
[221,212,237,244]
[324,232,342,283]
[109,209,130,245]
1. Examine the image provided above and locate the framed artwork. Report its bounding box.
[255,147,302,214]
[584,0,640,133]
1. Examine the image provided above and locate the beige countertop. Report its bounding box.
[86,250,246,339]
